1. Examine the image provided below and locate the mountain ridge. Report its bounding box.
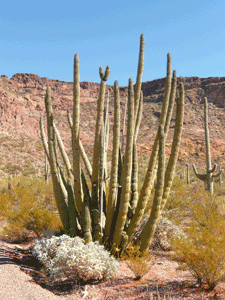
[0,73,225,178]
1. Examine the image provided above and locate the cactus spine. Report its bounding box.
[193,97,222,194]
[40,34,184,254]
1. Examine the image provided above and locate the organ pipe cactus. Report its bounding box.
[193,97,222,194]
[40,34,184,255]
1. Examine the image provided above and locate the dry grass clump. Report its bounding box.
[121,245,153,280]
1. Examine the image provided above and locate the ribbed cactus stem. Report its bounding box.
[81,171,92,243]
[73,53,83,216]
[91,66,110,211]
[192,97,220,194]
[121,97,127,155]
[127,53,172,242]
[44,86,70,233]
[45,153,49,183]
[40,116,49,161]
[138,124,165,254]
[99,91,109,234]
[164,70,177,138]
[130,91,143,214]
[105,81,120,238]
[160,83,184,211]
[53,123,73,178]
[187,164,190,184]
[113,78,134,247]
[67,110,92,179]
[134,33,144,122]
[92,65,110,240]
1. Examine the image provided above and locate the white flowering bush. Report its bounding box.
[32,235,118,283]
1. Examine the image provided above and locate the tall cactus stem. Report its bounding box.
[127,53,171,242]
[99,91,109,234]
[192,97,222,194]
[121,97,127,155]
[105,81,120,238]
[160,83,184,212]
[113,78,134,247]
[138,124,165,254]
[53,123,73,178]
[40,116,49,160]
[187,164,190,184]
[67,110,92,179]
[73,53,83,216]
[91,65,110,239]
[44,86,70,233]
[134,33,144,122]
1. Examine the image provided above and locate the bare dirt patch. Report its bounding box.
[1,237,225,300]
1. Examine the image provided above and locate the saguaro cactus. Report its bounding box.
[193,97,222,194]
[40,34,184,255]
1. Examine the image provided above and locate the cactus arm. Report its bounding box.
[192,164,207,181]
[105,81,120,238]
[121,96,127,155]
[160,83,184,211]
[127,53,172,242]
[187,164,190,184]
[99,92,109,234]
[79,139,93,179]
[44,86,70,233]
[81,170,93,243]
[212,168,223,178]
[113,78,134,247]
[40,116,50,161]
[164,70,177,138]
[130,91,143,215]
[209,164,217,174]
[103,91,110,182]
[53,123,73,178]
[72,54,84,217]
[134,91,143,141]
[138,125,165,254]
[91,66,110,213]
[67,109,73,128]
[67,110,92,179]
[134,33,144,121]
[45,153,49,183]
[66,177,80,237]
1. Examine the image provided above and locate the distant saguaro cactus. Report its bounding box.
[186,164,190,184]
[193,97,222,194]
[40,34,184,255]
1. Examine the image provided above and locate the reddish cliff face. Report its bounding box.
[0,73,225,177]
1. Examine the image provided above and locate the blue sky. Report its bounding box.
[1,0,225,86]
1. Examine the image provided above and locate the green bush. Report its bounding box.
[171,190,225,290]
[0,182,62,242]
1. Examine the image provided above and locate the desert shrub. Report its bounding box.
[121,245,152,280]
[0,184,62,241]
[171,191,225,290]
[32,235,118,283]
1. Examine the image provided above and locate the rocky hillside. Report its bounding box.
[0,73,225,178]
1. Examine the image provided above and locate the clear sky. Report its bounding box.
[1,0,225,86]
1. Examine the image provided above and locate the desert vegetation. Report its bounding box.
[0,33,225,299]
